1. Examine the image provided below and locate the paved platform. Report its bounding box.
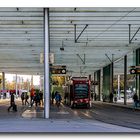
[22,101,140,120]
[0,99,140,132]
[0,117,140,132]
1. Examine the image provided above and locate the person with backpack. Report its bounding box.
[54,91,62,107]
[25,92,29,106]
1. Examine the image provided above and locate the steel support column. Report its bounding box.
[44,8,50,119]
[138,75,140,101]
[97,70,101,101]
[110,62,114,103]
[136,49,140,100]
[124,55,127,105]
[129,24,131,44]
[94,72,96,95]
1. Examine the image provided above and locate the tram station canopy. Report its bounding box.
[0,7,139,76]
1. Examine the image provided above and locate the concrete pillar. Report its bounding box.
[40,75,44,91]
[31,75,33,89]
[117,75,120,100]
[2,72,5,90]
[94,72,96,94]
[97,70,101,101]
[44,8,50,119]
[27,78,30,92]
[15,74,18,97]
[39,76,42,91]
[138,76,140,102]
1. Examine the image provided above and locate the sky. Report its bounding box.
[5,74,40,86]
[0,0,140,7]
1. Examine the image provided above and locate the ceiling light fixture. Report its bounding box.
[60,40,64,51]
[60,47,64,51]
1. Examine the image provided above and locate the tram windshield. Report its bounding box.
[74,83,88,99]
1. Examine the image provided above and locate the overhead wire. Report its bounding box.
[92,8,137,40]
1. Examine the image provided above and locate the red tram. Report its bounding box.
[65,77,91,108]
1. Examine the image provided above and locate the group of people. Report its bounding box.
[0,91,11,99]
[7,89,62,112]
[7,88,140,112]
[21,92,29,105]
[7,90,44,112]
[30,91,43,107]
[21,90,43,107]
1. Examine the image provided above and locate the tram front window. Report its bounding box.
[74,84,88,99]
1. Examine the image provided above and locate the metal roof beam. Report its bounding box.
[76,54,86,64]
[129,24,140,44]
[74,24,87,43]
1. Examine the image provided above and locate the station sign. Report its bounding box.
[129,66,140,74]
[50,65,66,74]
[130,68,140,74]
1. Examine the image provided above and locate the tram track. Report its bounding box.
[70,102,140,130]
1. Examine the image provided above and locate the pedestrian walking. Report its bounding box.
[24,92,29,106]
[8,93,17,112]
[21,92,25,105]
[34,93,40,107]
[133,93,138,109]
[39,91,43,106]
[109,92,113,103]
[54,91,62,108]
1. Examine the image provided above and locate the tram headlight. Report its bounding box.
[74,101,77,103]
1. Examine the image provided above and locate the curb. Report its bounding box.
[93,101,140,111]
